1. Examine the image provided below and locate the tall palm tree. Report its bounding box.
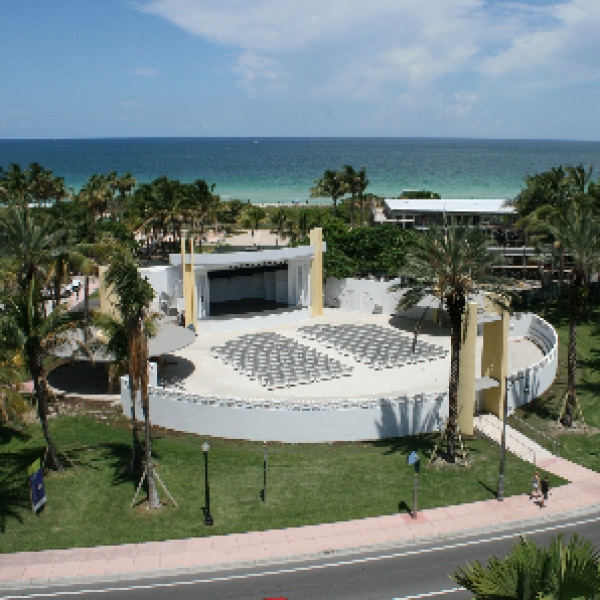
[341,165,358,228]
[0,205,67,292]
[452,534,600,599]
[104,257,158,506]
[534,204,600,426]
[393,222,504,461]
[0,281,81,471]
[245,205,267,232]
[311,169,346,219]
[355,167,370,226]
[271,207,288,238]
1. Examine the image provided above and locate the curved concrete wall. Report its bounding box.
[506,312,558,414]
[120,312,557,442]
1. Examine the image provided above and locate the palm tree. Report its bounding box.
[271,207,288,238]
[0,281,81,471]
[393,221,504,461]
[183,179,218,234]
[104,257,158,506]
[355,167,370,226]
[452,534,600,599]
[534,204,600,427]
[0,205,67,293]
[341,165,358,228]
[245,205,267,232]
[77,174,114,221]
[311,169,346,219]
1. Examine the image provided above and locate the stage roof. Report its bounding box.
[169,243,325,269]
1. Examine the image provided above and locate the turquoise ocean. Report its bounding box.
[1,137,600,204]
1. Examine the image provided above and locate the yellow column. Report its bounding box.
[98,265,120,319]
[481,310,509,419]
[309,227,323,317]
[457,302,478,435]
[182,236,196,329]
[189,237,197,326]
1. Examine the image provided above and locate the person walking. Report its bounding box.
[530,471,540,500]
[540,475,550,508]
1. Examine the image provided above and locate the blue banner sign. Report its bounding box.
[29,468,46,513]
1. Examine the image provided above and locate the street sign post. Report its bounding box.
[407,451,420,518]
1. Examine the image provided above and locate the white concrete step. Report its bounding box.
[474,414,554,465]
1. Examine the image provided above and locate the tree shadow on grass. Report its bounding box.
[370,433,438,457]
[515,396,557,422]
[0,438,44,534]
[0,425,30,446]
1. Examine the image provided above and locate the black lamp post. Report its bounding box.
[202,441,214,526]
[498,372,530,501]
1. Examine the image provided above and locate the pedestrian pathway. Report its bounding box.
[2,418,600,590]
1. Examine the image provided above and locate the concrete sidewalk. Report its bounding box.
[2,420,600,589]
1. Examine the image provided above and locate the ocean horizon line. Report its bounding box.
[2,135,600,144]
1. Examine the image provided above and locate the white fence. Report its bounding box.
[120,312,558,442]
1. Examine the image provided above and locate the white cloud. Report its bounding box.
[134,67,159,77]
[140,0,600,113]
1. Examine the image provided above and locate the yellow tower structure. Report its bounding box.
[481,305,510,420]
[457,301,478,435]
[181,237,198,329]
[309,227,324,317]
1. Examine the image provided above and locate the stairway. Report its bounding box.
[474,413,553,465]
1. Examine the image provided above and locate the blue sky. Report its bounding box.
[1,0,599,140]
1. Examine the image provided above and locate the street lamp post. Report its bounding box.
[202,441,214,526]
[498,372,529,501]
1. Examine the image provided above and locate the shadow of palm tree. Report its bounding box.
[370,433,438,457]
[0,427,41,534]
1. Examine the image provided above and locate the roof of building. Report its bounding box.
[384,199,515,215]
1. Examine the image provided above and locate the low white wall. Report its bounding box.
[120,311,558,442]
[324,277,439,318]
[121,377,448,443]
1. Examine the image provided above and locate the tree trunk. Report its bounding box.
[128,318,143,472]
[359,193,364,227]
[29,354,64,471]
[446,296,464,462]
[332,197,338,218]
[564,276,582,427]
[140,334,160,509]
[349,194,355,228]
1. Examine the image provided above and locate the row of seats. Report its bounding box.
[298,323,447,370]
[211,332,353,390]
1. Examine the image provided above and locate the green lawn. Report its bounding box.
[1,405,559,553]
[510,298,600,472]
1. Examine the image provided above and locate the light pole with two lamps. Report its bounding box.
[202,441,214,526]
[497,371,529,501]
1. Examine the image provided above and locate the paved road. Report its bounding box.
[3,513,600,600]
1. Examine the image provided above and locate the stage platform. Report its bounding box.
[160,310,544,401]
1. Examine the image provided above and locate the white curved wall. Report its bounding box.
[120,312,558,442]
[506,313,558,414]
